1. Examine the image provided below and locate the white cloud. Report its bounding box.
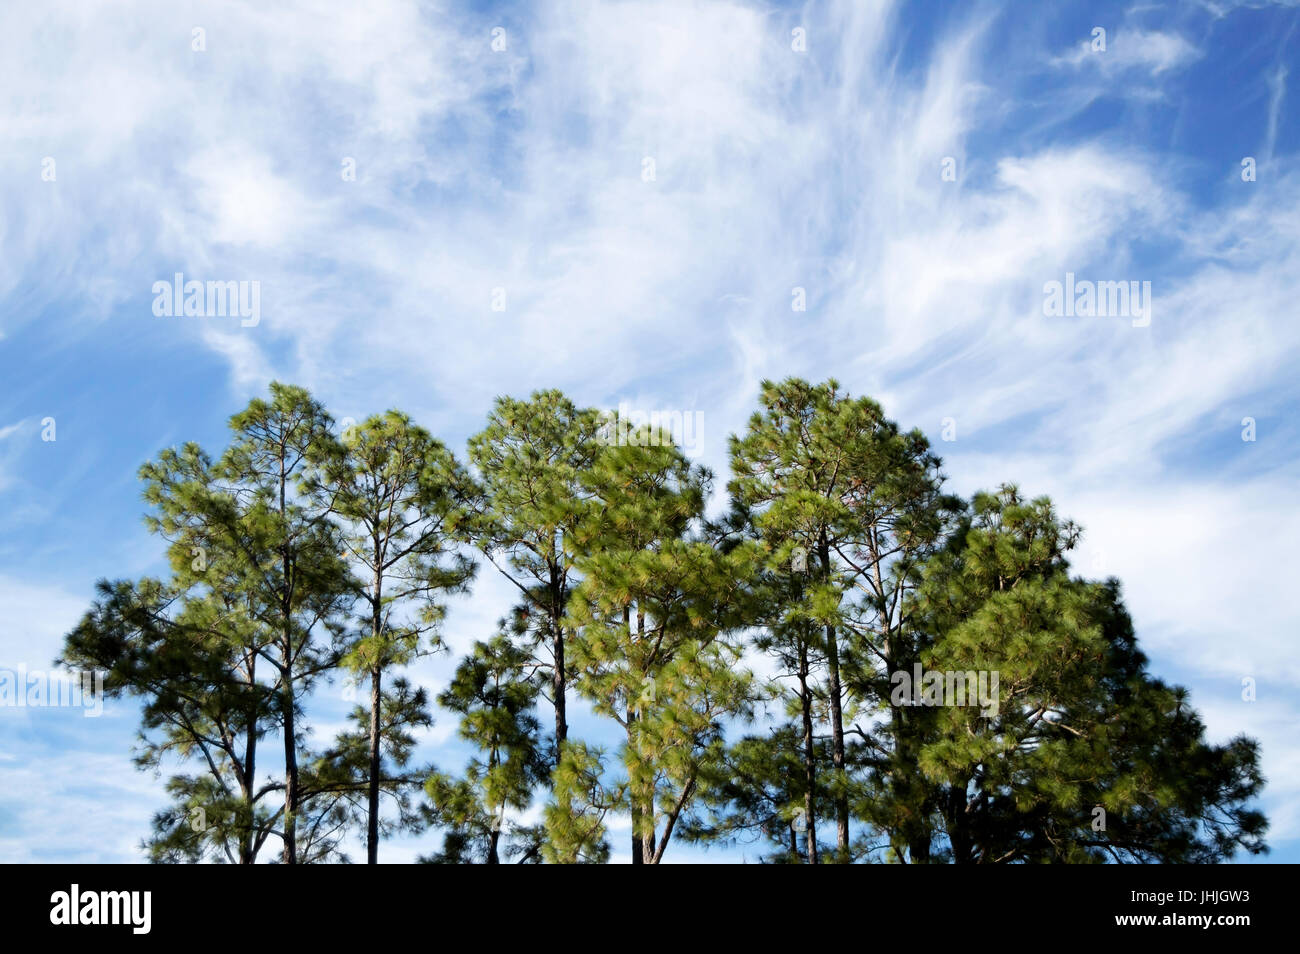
[1053,28,1201,76]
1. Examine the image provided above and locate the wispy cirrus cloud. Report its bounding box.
[1052,27,1201,76]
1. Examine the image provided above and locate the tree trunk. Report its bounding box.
[818,532,849,860]
[366,550,385,864]
[282,663,297,864]
[637,749,655,864]
[241,653,258,865]
[367,667,382,864]
[947,776,976,864]
[799,639,819,864]
[628,711,644,864]
[626,605,643,864]
[635,609,655,863]
[278,450,297,864]
[550,563,567,747]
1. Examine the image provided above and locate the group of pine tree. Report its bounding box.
[59,379,1269,864]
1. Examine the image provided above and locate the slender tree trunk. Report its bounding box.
[552,625,566,745]
[367,557,383,865]
[278,449,298,865]
[629,730,653,866]
[628,711,643,864]
[947,776,977,864]
[485,741,503,865]
[550,564,567,746]
[367,667,382,864]
[637,728,655,864]
[626,606,643,865]
[799,639,819,864]
[236,769,254,864]
[818,532,849,860]
[240,756,256,864]
[626,717,642,868]
[282,659,297,864]
[630,821,643,862]
[870,532,928,862]
[241,653,258,865]
[636,609,655,864]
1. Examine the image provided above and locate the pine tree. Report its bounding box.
[466,391,604,752]
[889,486,1269,862]
[60,384,355,863]
[729,378,954,860]
[567,423,761,863]
[323,410,477,863]
[213,383,355,863]
[686,543,830,862]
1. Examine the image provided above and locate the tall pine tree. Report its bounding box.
[884,486,1269,862]
[323,410,477,863]
[465,391,604,753]
[730,378,952,860]
[567,421,761,863]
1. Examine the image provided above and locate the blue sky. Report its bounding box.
[1,0,1297,863]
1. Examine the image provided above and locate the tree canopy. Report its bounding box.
[59,379,1269,864]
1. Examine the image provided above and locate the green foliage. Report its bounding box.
[59,382,357,863]
[565,426,762,862]
[889,486,1269,862]
[329,410,477,674]
[543,741,614,864]
[423,636,549,863]
[726,377,957,861]
[466,391,606,747]
[324,409,477,861]
[59,381,1270,865]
